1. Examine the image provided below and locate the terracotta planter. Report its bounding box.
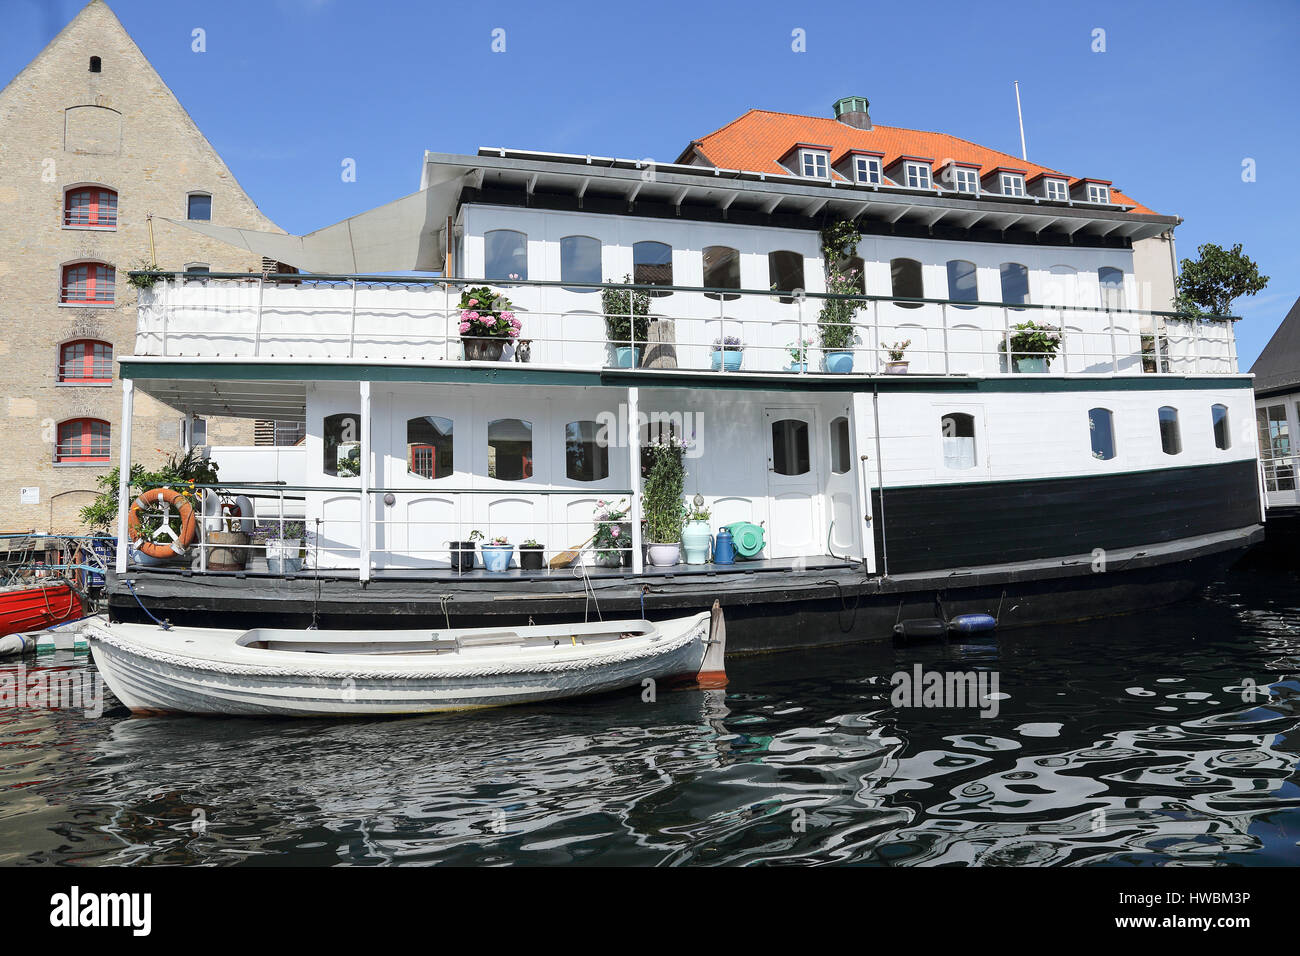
[207,531,250,571]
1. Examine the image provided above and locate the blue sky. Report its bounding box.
[6,0,1299,366]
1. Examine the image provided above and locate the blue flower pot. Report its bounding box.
[481,545,514,572]
[711,349,743,372]
[1014,356,1048,374]
[787,362,808,373]
[613,347,641,368]
[823,351,855,374]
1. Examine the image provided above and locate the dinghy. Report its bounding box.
[84,606,725,717]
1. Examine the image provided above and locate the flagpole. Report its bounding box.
[1014,81,1027,161]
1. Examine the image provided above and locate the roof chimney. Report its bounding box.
[832,96,871,130]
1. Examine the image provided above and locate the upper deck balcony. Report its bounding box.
[131,273,1239,379]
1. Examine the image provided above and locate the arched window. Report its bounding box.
[890,258,923,308]
[1089,407,1116,460]
[1000,262,1029,310]
[89,56,102,73]
[830,417,851,474]
[407,416,453,479]
[560,235,601,292]
[55,418,110,463]
[1212,404,1231,450]
[770,419,810,476]
[946,259,978,309]
[703,245,740,301]
[1158,406,1181,455]
[565,421,609,481]
[60,262,114,304]
[941,413,976,469]
[768,250,805,304]
[1099,267,1125,310]
[484,229,528,280]
[64,186,117,228]
[488,419,533,480]
[633,241,673,296]
[58,340,112,384]
[1044,265,1078,309]
[323,413,361,477]
[187,192,212,221]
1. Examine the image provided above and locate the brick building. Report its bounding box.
[0,0,281,531]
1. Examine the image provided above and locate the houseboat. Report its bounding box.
[1248,295,1300,561]
[104,99,1262,652]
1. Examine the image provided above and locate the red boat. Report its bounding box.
[0,581,82,636]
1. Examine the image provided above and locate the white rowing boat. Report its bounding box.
[84,605,726,717]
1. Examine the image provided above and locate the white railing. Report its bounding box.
[133,274,1240,377]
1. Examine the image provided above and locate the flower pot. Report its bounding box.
[481,544,514,572]
[787,362,808,373]
[710,349,743,372]
[462,337,505,362]
[884,360,909,374]
[681,520,712,564]
[595,552,623,568]
[266,537,303,575]
[207,531,250,571]
[647,542,681,567]
[1014,356,1049,374]
[612,346,642,368]
[449,540,477,572]
[823,351,855,374]
[519,545,545,570]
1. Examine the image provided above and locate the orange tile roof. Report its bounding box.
[677,109,1156,215]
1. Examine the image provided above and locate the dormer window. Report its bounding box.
[800,149,830,179]
[1043,178,1068,202]
[853,155,882,185]
[952,167,979,195]
[904,161,931,189]
[998,172,1026,197]
[1086,183,1111,204]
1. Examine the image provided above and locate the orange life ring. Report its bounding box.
[127,487,198,559]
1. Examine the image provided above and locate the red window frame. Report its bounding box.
[409,444,436,479]
[61,262,115,305]
[64,187,118,228]
[58,339,113,383]
[56,418,111,463]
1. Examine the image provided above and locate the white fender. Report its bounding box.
[201,490,223,533]
[235,495,255,534]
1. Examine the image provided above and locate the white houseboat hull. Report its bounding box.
[85,613,713,717]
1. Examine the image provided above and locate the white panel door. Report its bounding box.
[763,406,821,559]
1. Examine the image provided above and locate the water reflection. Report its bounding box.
[1,569,1299,866]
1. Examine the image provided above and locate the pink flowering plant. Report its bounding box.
[457,285,520,340]
[593,497,630,562]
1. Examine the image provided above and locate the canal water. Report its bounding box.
[2,567,1298,867]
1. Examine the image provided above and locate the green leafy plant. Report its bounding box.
[881,339,911,362]
[819,266,862,351]
[593,498,629,561]
[685,501,711,522]
[820,220,863,262]
[1174,242,1269,317]
[79,448,219,534]
[521,538,542,548]
[642,437,687,544]
[999,322,1062,362]
[601,274,650,348]
[788,338,814,364]
[127,258,165,290]
[467,530,485,541]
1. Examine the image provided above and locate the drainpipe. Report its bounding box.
[114,380,134,573]
[871,380,888,577]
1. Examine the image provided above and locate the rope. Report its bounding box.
[439,594,452,630]
[124,579,171,630]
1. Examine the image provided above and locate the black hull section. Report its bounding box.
[107,528,1258,655]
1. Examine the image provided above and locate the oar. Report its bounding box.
[549,534,595,569]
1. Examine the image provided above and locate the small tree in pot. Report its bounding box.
[601,274,650,368]
[642,435,687,567]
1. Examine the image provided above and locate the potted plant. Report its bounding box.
[1000,321,1061,373]
[519,538,545,570]
[449,529,482,572]
[818,266,862,373]
[881,339,911,374]
[265,519,305,575]
[710,335,744,372]
[593,498,631,568]
[208,498,251,571]
[787,338,813,373]
[681,496,712,565]
[601,274,650,368]
[457,286,520,362]
[481,534,514,572]
[643,436,687,567]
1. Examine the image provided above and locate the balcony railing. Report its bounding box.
[131,272,1240,377]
